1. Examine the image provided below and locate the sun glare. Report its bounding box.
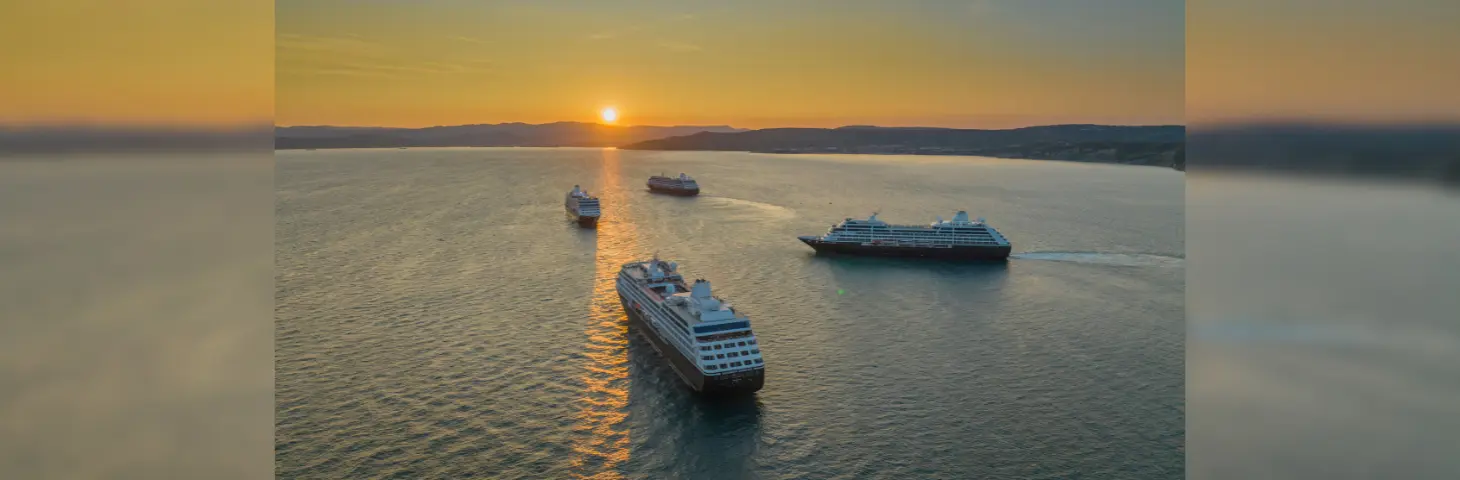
[600,107,618,124]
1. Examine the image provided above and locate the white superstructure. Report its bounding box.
[565,185,600,217]
[616,257,764,377]
[813,211,1010,247]
[647,173,699,189]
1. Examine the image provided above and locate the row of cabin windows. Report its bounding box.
[831,232,995,238]
[703,348,760,360]
[829,236,997,242]
[702,349,760,361]
[829,236,1002,245]
[693,320,750,334]
[704,358,763,370]
[698,339,756,351]
[835,225,989,230]
[697,331,753,343]
[832,237,996,241]
[837,230,993,235]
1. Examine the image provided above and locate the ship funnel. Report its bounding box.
[691,280,712,298]
[953,211,970,223]
[649,259,664,280]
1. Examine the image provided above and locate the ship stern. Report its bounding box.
[699,368,765,395]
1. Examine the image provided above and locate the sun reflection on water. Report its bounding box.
[569,148,638,479]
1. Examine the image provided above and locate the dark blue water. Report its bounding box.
[275,148,1184,479]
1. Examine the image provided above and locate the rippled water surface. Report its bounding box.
[275,148,1184,479]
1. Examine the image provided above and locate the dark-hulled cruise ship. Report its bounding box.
[646,173,700,196]
[798,211,1012,260]
[616,257,765,395]
[565,185,600,227]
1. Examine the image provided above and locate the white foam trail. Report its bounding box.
[698,195,797,219]
[1011,252,1185,268]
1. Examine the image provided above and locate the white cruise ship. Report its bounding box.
[797,210,1012,260]
[565,185,600,227]
[616,257,764,394]
[646,173,700,196]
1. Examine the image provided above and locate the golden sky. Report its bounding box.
[0,1,273,127]
[275,1,1185,129]
[6,1,1456,129]
[1187,0,1460,127]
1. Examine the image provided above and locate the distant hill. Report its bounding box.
[1187,123,1460,184]
[619,124,1188,169]
[1,125,271,154]
[274,122,746,149]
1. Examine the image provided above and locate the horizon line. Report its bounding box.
[270,121,1189,131]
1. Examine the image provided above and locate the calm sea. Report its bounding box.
[274,148,1185,479]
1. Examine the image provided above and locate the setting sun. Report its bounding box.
[599,107,618,124]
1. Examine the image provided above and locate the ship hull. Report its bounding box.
[799,237,1011,261]
[646,184,700,196]
[618,294,764,396]
[565,208,598,228]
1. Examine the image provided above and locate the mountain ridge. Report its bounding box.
[620,124,1188,170]
[273,122,745,149]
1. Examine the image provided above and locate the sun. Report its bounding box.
[599,107,618,124]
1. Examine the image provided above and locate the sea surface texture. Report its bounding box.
[275,148,1185,479]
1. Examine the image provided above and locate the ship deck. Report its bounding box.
[620,262,742,327]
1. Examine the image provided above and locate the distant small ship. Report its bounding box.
[798,211,1012,260]
[617,256,765,395]
[565,185,600,228]
[647,173,700,196]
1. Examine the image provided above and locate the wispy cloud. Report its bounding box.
[288,61,494,79]
[659,41,703,53]
[277,33,393,59]
[587,25,644,41]
[278,33,493,78]
[450,36,490,45]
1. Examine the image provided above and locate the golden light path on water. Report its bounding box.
[570,148,638,479]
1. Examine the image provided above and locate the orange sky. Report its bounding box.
[1186,0,1460,127]
[274,1,1185,129]
[4,1,1457,129]
[0,2,273,127]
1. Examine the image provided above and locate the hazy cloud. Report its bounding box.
[277,33,389,57]
[450,36,490,45]
[304,61,495,78]
[279,33,493,78]
[587,32,617,40]
[659,41,703,53]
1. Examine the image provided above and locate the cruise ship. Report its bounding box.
[798,211,1012,260]
[616,257,765,395]
[564,185,600,227]
[646,173,700,196]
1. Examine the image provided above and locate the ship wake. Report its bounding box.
[697,195,797,220]
[1011,252,1184,268]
